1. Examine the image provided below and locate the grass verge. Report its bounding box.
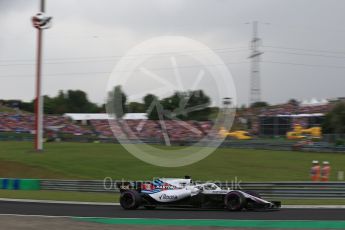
[0,190,119,203]
[1,141,345,181]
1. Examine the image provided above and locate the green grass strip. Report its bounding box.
[0,190,119,202]
[74,217,345,229]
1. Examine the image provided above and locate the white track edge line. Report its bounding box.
[0,198,118,206]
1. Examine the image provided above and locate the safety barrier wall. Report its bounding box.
[38,179,345,199]
[0,178,40,190]
[2,178,345,199]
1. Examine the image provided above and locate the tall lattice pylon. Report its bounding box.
[249,21,263,105]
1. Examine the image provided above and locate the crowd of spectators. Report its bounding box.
[0,100,335,140]
[125,120,213,141]
[91,120,122,138]
[0,112,214,141]
[235,101,334,134]
[90,119,213,141]
[0,113,92,135]
[0,113,33,133]
[258,103,332,116]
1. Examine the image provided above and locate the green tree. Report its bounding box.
[160,90,211,121]
[44,95,55,114]
[143,94,157,110]
[49,90,101,114]
[54,90,69,114]
[128,102,145,113]
[161,92,183,118]
[5,90,102,114]
[20,100,34,112]
[143,90,212,121]
[250,101,269,108]
[322,102,345,133]
[183,90,211,121]
[288,98,299,106]
[107,86,127,119]
[66,90,93,113]
[143,94,159,120]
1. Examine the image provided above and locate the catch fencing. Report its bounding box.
[40,179,345,199]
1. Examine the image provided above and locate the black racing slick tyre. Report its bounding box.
[120,190,142,210]
[225,191,246,211]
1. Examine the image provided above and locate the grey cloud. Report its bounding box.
[0,0,344,106]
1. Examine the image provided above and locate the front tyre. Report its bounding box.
[120,190,142,210]
[225,191,246,211]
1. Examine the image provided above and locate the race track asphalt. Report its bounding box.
[0,201,345,220]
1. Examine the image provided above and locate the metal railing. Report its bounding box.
[41,179,106,192]
[220,182,345,199]
[40,179,345,199]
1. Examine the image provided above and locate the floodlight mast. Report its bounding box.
[32,0,52,151]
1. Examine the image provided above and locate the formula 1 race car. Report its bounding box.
[118,177,281,211]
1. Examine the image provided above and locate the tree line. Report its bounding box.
[1,90,104,114]
[107,85,214,121]
[1,87,216,121]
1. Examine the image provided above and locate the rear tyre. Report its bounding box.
[225,191,246,211]
[120,190,142,210]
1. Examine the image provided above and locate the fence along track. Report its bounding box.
[39,179,345,199]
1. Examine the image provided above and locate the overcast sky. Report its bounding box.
[1,0,345,106]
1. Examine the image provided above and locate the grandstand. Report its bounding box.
[235,99,338,136]
[0,98,342,141]
[0,110,214,142]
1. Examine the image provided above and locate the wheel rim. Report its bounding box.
[122,193,134,207]
[228,196,240,210]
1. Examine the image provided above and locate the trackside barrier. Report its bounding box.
[40,179,106,192]
[38,179,345,199]
[0,178,40,190]
[2,178,344,199]
[219,182,345,199]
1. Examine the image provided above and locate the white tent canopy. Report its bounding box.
[63,113,147,121]
[300,98,328,107]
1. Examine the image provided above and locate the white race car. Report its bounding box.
[119,177,281,211]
